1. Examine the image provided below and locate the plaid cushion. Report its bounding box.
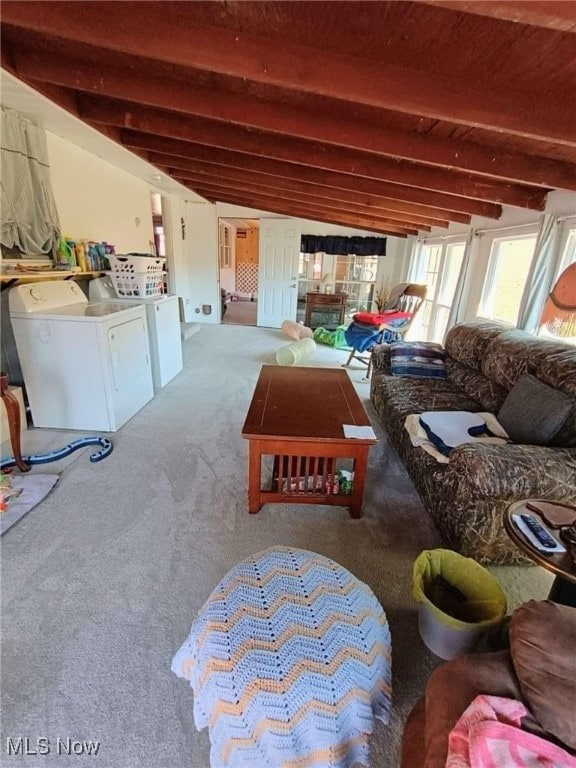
[390,342,446,379]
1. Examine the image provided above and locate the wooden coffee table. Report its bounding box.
[241,366,377,518]
[505,499,576,606]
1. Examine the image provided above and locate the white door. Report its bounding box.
[257,218,301,328]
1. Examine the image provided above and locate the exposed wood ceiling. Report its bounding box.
[2,1,575,238]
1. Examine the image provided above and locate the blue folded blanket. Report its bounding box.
[344,318,406,352]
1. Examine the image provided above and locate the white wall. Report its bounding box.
[47,132,156,253]
[45,138,406,325]
[161,195,187,297]
[184,201,220,323]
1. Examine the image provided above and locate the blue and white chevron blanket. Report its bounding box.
[172,546,392,768]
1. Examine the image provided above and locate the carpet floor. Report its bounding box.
[0,324,553,768]
[222,300,257,326]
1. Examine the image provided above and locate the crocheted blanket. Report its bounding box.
[172,546,392,768]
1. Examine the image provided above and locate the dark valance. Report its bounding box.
[300,235,387,257]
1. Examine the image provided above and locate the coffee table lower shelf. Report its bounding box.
[246,439,372,518]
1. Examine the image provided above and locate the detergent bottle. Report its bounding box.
[57,237,76,269]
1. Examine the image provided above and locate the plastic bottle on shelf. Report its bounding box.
[80,240,93,270]
[57,238,77,269]
[75,242,87,272]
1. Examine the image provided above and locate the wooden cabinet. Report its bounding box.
[304,292,347,329]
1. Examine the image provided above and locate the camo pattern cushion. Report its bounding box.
[482,329,571,390]
[444,322,505,371]
[445,360,508,413]
[370,374,480,422]
[371,344,392,374]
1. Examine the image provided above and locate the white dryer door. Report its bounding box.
[109,316,150,388]
[106,315,153,429]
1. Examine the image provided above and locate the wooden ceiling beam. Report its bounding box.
[173,175,434,231]
[78,97,547,209]
[122,130,496,218]
[2,2,573,145]
[418,2,576,32]
[192,187,412,236]
[11,46,575,190]
[159,154,461,225]
[170,170,442,229]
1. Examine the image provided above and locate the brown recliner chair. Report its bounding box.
[401,600,576,767]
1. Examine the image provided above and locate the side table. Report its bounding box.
[504,500,576,607]
[304,292,347,329]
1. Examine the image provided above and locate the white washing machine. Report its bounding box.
[89,276,183,391]
[9,281,154,432]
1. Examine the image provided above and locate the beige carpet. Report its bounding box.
[0,324,553,768]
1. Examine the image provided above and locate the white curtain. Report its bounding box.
[446,230,477,331]
[1,108,61,256]
[517,214,562,334]
[405,236,423,281]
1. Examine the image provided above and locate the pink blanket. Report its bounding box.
[446,695,576,768]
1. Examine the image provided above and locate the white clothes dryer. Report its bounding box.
[89,276,183,391]
[9,281,154,432]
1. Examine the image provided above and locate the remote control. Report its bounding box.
[520,514,557,548]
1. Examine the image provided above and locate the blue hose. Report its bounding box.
[1,437,113,470]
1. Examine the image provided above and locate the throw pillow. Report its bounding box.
[510,600,576,751]
[390,342,446,379]
[497,374,571,445]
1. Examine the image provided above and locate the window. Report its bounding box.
[297,252,380,322]
[479,235,537,325]
[555,225,576,281]
[334,254,378,313]
[219,222,232,268]
[298,252,323,285]
[410,240,466,343]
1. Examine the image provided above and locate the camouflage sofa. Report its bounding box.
[370,320,576,564]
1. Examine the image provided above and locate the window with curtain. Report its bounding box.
[555,223,576,280]
[0,108,61,260]
[298,235,387,321]
[300,235,386,257]
[538,219,576,344]
[409,240,466,342]
[479,234,537,325]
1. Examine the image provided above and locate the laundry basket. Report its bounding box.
[108,254,166,298]
[413,549,507,660]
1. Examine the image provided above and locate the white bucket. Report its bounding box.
[417,600,491,660]
[276,337,316,366]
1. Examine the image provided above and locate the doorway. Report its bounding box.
[219,218,259,326]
